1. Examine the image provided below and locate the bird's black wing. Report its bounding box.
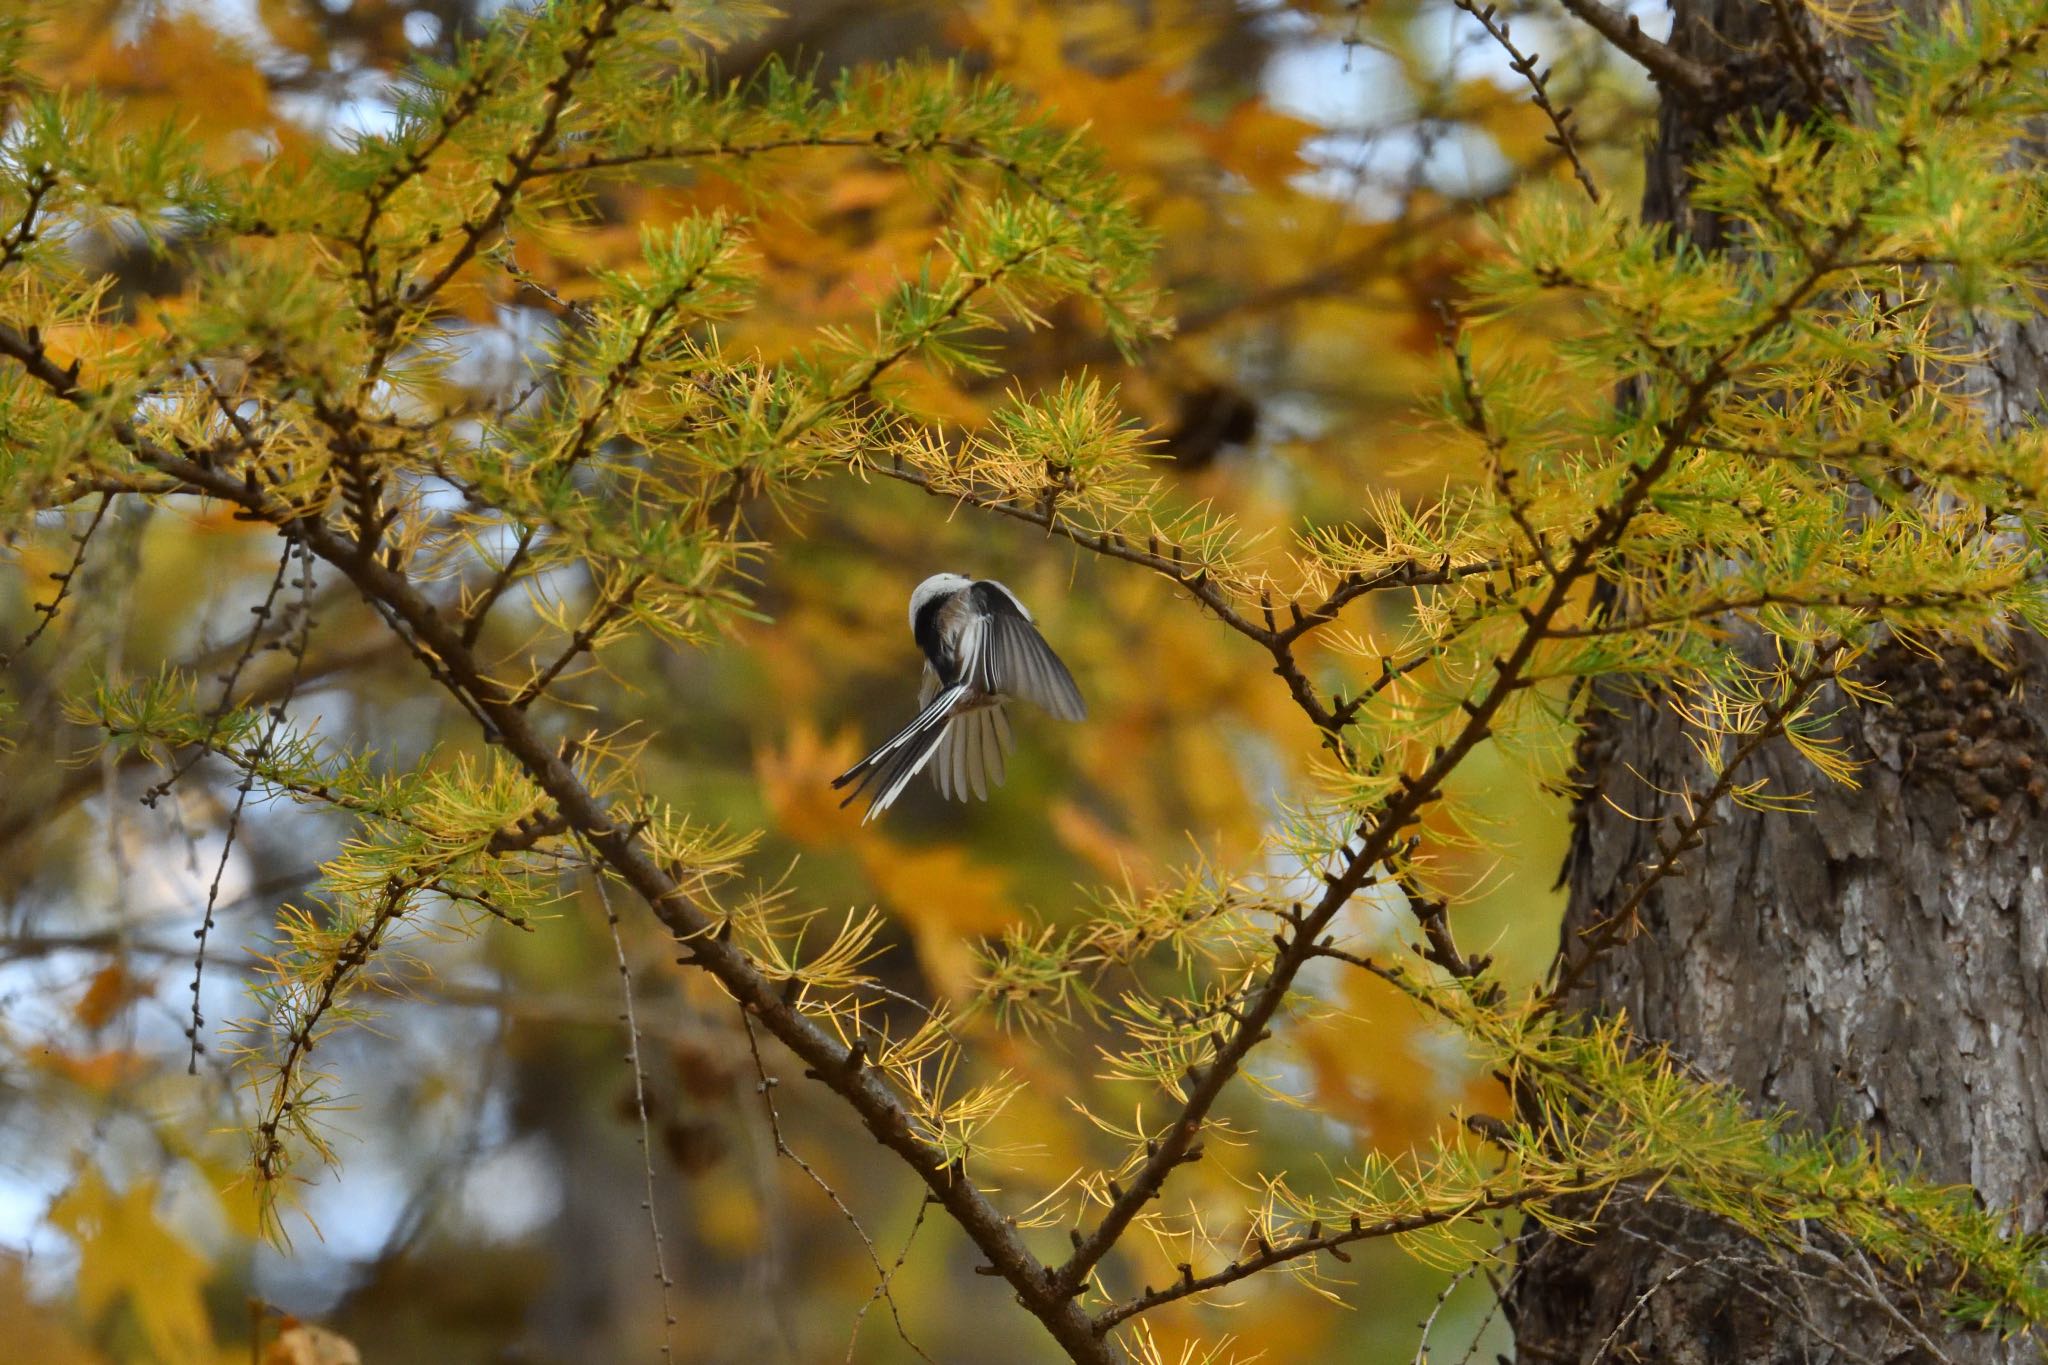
[965,581,1085,721]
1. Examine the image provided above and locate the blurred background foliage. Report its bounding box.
[0,0,1663,1359]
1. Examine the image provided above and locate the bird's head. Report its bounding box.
[907,572,974,630]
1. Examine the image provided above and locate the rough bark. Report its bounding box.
[1512,3,2048,1362]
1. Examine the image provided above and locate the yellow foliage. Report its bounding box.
[0,1259,99,1365]
[10,0,2046,1361]
[49,1170,215,1365]
[863,840,1022,998]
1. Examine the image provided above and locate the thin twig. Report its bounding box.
[1410,1251,1492,1365]
[1448,0,1601,201]
[587,854,678,1362]
[739,1011,934,1365]
[1092,1188,1536,1331]
[14,491,112,655]
[187,535,315,1074]
[846,1195,938,1365]
[144,536,299,809]
[1587,1249,1745,1364]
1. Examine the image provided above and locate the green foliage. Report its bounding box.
[6,0,2048,1360]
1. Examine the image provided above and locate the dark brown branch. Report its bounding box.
[1092,1187,1536,1331]
[460,250,733,646]
[485,809,571,854]
[184,535,312,1072]
[253,871,427,1181]
[1537,590,1983,639]
[86,430,1114,1365]
[875,459,1499,738]
[350,58,504,318]
[1054,203,1865,1306]
[38,474,185,501]
[1408,885,1495,981]
[510,572,645,707]
[1549,0,1718,101]
[387,0,644,341]
[0,164,56,271]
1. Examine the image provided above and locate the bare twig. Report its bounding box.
[846,1196,937,1364]
[1410,1251,1494,1365]
[187,535,314,1074]
[1449,0,1601,201]
[13,491,112,655]
[1093,1188,1535,1331]
[1588,1249,1746,1363]
[588,856,678,1362]
[740,1012,935,1365]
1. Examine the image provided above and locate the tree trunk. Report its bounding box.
[1511,3,2048,1361]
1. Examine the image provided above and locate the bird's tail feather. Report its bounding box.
[932,702,1010,802]
[831,685,970,821]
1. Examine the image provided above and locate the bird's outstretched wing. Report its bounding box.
[963,581,1086,721]
[830,683,971,822]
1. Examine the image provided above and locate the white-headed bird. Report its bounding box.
[831,573,1085,822]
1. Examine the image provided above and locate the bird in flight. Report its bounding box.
[831,573,1085,822]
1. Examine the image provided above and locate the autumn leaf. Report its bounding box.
[0,1258,98,1365]
[39,1047,150,1093]
[1203,100,1317,193]
[73,962,147,1031]
[50,1169,215,1365]
[755,722,866,846]
[862,842,1021,999]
